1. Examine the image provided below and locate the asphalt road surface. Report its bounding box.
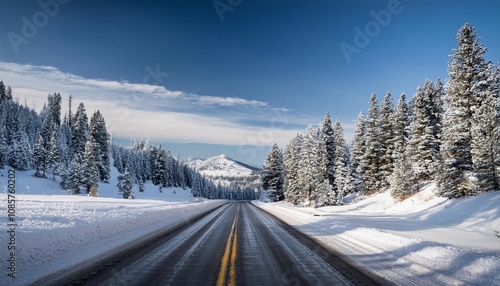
[55,202,382,286]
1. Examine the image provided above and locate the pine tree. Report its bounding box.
[312,131,329,206]
[39,116,53,151]
[48,130,61,179]
[172,157,179,188]
[58,117,72,169]
[33,134,48,177]
[390,145,415,199]
[7,104,30,170]
[470,63,500,191]
[409,84,439,182]
[343,166,355,195]
[6,86,13,101]
[70,102,89,160]
[5,101,21,146]
[8,131,31,171]
[364,93,381,192]
[89,110,110,182]
[177,161,186,189]
[431,78,444,152]
[314,179,333,207]
[63,153,83,193]
[269,144,284,201]
[350,111,367,193]
[190,172,203,197]
[390,93,410,166]
[148,145,158,181]
[0,126,6,169]
[333,120,347,205]
[112,145,125,174]
[309,113,336,206]
[117,169,134,199]
[48,93,62,128]
[0,84,13,102]
[138,179,145,193]
[283,134,303,204]
[152,146,167,191]
[38,93,62,155]
[261,143,284,201]
[83,140,99,196]
[164,154,174,188]
[378,92,395,187]
[440,23,487,197]
[0,81,6,103]
[183,164,192,188]
[67,95,73,126]
[424,79,443,164]
[298,125,317,204]
[320,112,336,185]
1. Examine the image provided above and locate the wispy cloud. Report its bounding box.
[0,62,265,107]
[197,95,267,107]
[0,61,309,146]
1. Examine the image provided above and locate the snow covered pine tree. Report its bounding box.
[261,143,284,201]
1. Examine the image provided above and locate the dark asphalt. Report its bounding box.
[49,202,382,286]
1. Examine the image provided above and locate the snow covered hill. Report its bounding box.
[186,154,261,188]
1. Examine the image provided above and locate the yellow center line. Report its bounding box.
[229,206,239,286]
[216,204,240,286]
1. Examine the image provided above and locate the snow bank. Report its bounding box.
[253,188,500,285]
[3,195,226,285]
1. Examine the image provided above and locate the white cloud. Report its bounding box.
[197,95,267,107]
[0,62,267,107]
[272,107,291,112]
[0,61,307,146]
[100,105,301,146]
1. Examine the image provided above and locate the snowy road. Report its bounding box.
[51,202,379,286]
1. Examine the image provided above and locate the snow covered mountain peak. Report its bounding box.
[185,154,261,188]
[186,154,259,178]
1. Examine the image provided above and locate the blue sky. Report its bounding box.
[1,0,500,165]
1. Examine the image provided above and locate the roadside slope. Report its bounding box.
[253,189,500,285]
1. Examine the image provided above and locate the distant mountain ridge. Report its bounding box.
[229,157,262,171]
[185,154,261,189]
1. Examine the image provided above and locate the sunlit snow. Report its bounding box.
[254,184,500,285]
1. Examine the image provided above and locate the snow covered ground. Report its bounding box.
[2,166,499,285]
[0,168,227,285]
[253,184,500,285]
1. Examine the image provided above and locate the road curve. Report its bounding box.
[59,202,381,286]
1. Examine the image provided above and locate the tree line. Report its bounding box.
[261,23,500,205]
[0,90,110,196]
[0,82,255,200]
[112,141,256,200]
